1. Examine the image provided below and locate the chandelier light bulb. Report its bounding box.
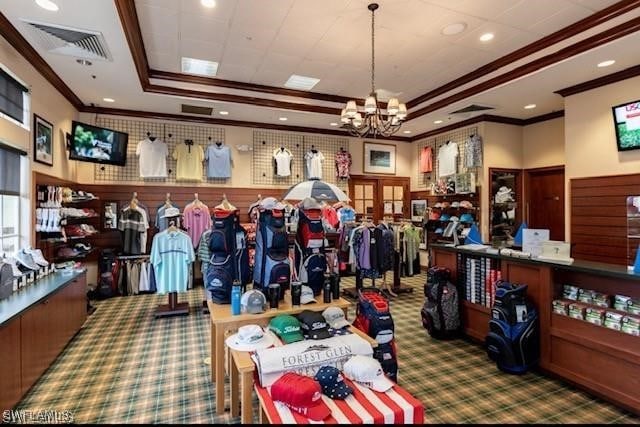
[387,98,399,115]
[345,100,358,118]
[364,96,377,114]
[397,103,407,120]
[340,109,350,123]
[353,113,363,127]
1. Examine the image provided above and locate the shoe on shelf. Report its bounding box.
[65,225,85,237]
[74,243,92,252]
[57,247,80,259]
[4,257,24,278]
[26,248,49,267]
[80,224,98,235]
[15,250,39,271]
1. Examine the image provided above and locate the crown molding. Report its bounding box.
[555,64,640,97]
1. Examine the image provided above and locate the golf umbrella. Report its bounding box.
[282,178,349,202]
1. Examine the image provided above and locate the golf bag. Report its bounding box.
[206,209,250,303]
[353,287,398,382]
[421,266,461,339]
[485,282,540,374]
[295,208,327,296]
[253,207,290,294]
[94,249,118,299]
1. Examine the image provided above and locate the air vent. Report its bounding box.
[21,19,112,61]
[449,104,494,114]
[181,104,213,116]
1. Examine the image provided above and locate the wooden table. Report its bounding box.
[207,295,352,415]
[229,326,377,424]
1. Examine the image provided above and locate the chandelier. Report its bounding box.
[340,3,408,138]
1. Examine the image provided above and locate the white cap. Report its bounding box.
[225,324,274,351]
[322,306,350,329]
[300,285,317,304]
[259,197,285,211]
[343,355,394,392]
[162,207,180,218]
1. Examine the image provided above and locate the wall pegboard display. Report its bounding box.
[93,118,226,184]
[252,130,349,189]
[414,126,479,189]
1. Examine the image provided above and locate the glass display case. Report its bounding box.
[489,168,522,246]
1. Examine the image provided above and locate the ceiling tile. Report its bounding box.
[226,25,278,51]
[230,0,294,28]
[179,13,229,44]
[494,0,572,32]
[250,69,291,87]
[294,58,340,81]
[453,20,536,53]
[147,50,180,72]
[136,3,178,36]
[528,4,593,35]
[258,52,303,73]
[141,31,178,58]
[135,0,178,12]
[567,0,621,12]
[180,0,237,22]
[268,28,318,57]
[422,0,522,20]
[179,39,224,63]
[220,46,264,70]
[216,63,257,82]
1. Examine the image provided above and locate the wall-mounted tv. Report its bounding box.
[612,99,640,151]
[69,121,128,166]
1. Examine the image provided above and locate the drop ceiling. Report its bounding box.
[0,0,638,139]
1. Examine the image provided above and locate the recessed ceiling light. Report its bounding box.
[403,130,412,134]
[441,22,467,36]
[35,0,59,11]
[279,117,288,121]
[524,104,537,109]
[201,0,216,8]
[330,122,339,127]
[479,33,494,42]
[597,60,615,68]
[102,98,115,103]
[181,57,219,77]
[284,74,321,91]
[219,111,229,115]
[434,120,443,124]
[76,59,92,66]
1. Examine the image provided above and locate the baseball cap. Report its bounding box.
[259,197,285,211]
[451,201,460,208]
[435,228,444,234]
[434,202,443,208]
[225,324,274,351]
[449,216,460,222]
[429,211,441,221]
[300,285,317,304]
[322,306,350,329]
[460,200,474,209]
[271,373,331,421]
[268,315,304,344]
[241,289,267,314]
[343,355,394,392]
[297,310,332,340]
[439,213,451,222]
[162,207,180,218]
[460,213,474,223]
[314,366,353,400]
[441,201,451,208]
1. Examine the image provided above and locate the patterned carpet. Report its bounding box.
[14,273,639,424]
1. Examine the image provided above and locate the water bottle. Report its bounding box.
[231,281,242,315]
[323,276,332,303]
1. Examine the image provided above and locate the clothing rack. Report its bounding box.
[156,223,190,318]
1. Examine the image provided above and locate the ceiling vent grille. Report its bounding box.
[181,104,213,116]
[20,19,112,61]
[449,104,494,114]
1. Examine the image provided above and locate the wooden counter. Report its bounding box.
[430,244,640,415]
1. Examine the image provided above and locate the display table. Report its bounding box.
[255,378,424,424]
[207,295,352,415]
[229,326,378,424]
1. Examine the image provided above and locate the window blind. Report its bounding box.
[0,143,25,196]
[0,68,28,124]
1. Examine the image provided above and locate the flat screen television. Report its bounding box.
[612,99,640,151]
[69,121,128,166]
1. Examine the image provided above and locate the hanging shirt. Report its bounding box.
[338,206,356,224]
[335,150,352,179]
[136,138,168,178]
[273,149,293,177]
[173,143,204,181]
[305,150,325,179]
[437,141,458,177]
[150,229,195,295]
[156,203,181,232]
[464,134,483,168]
[420,146,433,173]
[183,205,212,248]
[197,230,212,275]
[118,208,146,255]
[205,144,232,178]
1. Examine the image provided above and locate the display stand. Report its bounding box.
[155,291,190,318]
[342,259,412,299]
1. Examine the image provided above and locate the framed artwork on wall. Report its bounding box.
[33,113,54,166]
[411,199,427,222]
[363,142,396,175]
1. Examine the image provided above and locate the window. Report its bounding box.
[0,64,30,129]
[0,143,29,256]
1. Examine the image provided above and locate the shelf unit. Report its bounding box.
[424,192,480,246]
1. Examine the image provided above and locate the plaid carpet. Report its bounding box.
[14,274,639,424]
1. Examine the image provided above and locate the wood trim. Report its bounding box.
[145,83,342,116]
[406,0,640,108]
[0,140,27,156]
[0,13,83,109]
[80,106,413,142]
[522,110,565,125]
[555,64,640,97]
[409,16,640,120]
[410,114,521,141]
[149,69,361,106]
[114,0,150,87]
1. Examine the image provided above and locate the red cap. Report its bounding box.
[271,373,331,421]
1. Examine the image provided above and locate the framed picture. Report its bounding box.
[411,199,427,222]
[363,142,396,175]
[33,114,53,166]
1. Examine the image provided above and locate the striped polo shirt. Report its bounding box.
[150,229,195,294]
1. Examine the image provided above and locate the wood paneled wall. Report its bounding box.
[570,173,640,266]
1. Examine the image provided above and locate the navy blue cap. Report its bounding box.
[314,366,353,400]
